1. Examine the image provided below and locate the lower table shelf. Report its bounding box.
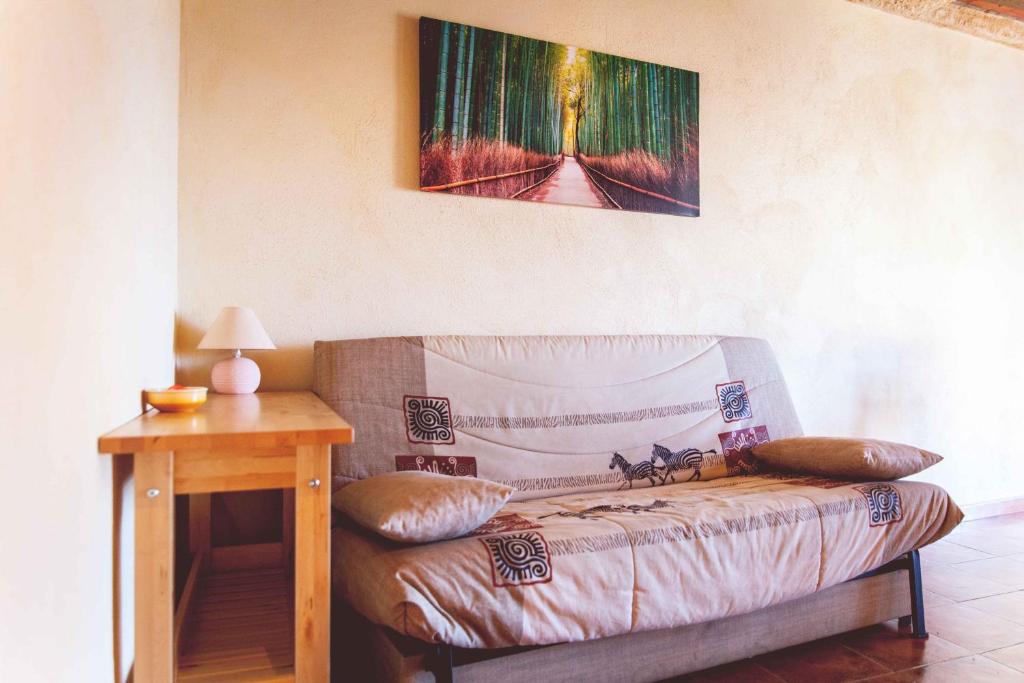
[177,567,295,682]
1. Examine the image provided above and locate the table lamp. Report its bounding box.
[198,306,276,394]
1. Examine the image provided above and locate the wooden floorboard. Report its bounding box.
[177,567,294,682]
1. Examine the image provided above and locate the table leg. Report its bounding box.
[134,451,175,682]
[295,444,331,682]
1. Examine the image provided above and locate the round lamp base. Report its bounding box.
[210,355,261,394]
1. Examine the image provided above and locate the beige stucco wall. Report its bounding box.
[177,0,1024,508]
[0,1,179,680]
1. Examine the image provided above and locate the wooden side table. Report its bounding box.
[98,391,353,682]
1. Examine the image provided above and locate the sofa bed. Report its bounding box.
[314,335,962,682]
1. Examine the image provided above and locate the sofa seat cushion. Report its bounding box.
[332,474,962,649]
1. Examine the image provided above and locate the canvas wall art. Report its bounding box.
[419,17,700,217]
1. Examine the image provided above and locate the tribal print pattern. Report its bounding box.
[452,399,719,430]
[468,512,541,536]
[404,395,455,444]
[480,532,552,587]
[799,476,852,489]
[497,472,625,493]
[395,454,476,476]
[716,381,752,422]
[854,483,904,526]
[539,499,674,520]
[759,472,850,489]
[718,425,770,475]
[546,496,869,557]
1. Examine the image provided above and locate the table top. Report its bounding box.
[97,391,354,453]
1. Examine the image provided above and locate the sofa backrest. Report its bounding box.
[314,335,802,500]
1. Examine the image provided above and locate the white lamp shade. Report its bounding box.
[197,306,276,350]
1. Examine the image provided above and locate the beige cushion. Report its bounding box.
[334,470,514,543]
[752,437,942,480]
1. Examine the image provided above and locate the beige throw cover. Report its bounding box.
[315,336,961,649]
[332,473,961,649]
[315,335,803,500]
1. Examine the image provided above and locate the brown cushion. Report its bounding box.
[751,437,942,480]
[334,470,513,543]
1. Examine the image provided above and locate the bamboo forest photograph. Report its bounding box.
[419,18,700,217]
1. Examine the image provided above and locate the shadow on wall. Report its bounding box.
[395,13,419,190]
[174,316,314,391]
[111,455,133,683]
[823,334,940,445]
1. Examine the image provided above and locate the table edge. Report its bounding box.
[98,427,355,454]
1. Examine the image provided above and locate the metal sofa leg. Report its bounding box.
[907,549,928,639]
[432,643,454,683]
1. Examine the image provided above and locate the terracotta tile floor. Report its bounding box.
[674,512,1024,682]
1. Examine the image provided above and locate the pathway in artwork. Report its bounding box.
[520,156,612,209]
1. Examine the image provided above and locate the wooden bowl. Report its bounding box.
[144,386,208,413]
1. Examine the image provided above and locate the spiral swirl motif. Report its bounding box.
[481,532,552,585]
[394,455,477,476]
[451,456,477,477]
[854,483,903,526]
[404,396,454,444]
[717,382,752,422]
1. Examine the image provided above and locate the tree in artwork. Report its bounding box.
[419,17,700,217]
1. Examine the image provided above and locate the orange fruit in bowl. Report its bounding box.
[145,386,208,413]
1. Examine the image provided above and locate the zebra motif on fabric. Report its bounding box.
[609,452,660,489]
[652,444,715,483]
